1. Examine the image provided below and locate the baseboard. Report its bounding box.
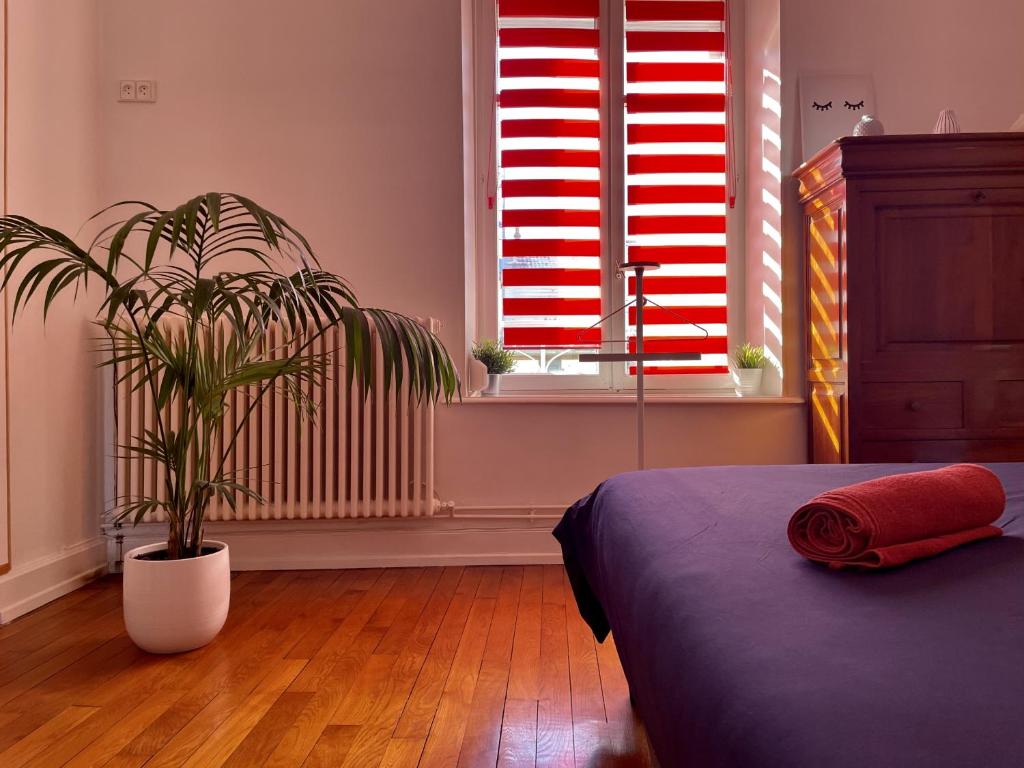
[0,536,108,624]
[108,516,564,571]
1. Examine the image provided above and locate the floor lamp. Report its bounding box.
[580,262,702,470]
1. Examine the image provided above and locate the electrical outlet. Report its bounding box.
[118,80,136,101]
[135,80,156,102]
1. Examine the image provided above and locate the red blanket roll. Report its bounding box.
[788,464,1005,569]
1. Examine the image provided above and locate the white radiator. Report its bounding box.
[114,319,439,522]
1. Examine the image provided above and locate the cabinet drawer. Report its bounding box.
[860,382,963,430]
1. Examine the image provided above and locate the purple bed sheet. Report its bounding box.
[553,463,1024,768]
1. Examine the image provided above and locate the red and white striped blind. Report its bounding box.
[494,0,729,372]
[496,0,602,350]
[624,0,729,374]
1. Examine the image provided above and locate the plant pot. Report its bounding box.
[732,368,763,397]
[123,540,230,654]
[482,373,502,396]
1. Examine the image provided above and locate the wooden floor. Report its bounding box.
[0,566,656,767]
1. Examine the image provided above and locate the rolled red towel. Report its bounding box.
[788,464,1005,569]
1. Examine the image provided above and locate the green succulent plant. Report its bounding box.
[472,339,516,375]
[734,342,768,370]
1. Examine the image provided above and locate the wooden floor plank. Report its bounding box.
[457,566,524,768]
[418,592,496,766]
[102,691,221,768]
[365,568,424,632]
[536,569,575,768]
[594,634,656,765]
[0,567,654,768]
[50,685,188,768]
[595,634,632,727]
[373,567,444,656]
[0,582,98,641]
[0,588,120,666]
[498,698,539,768]
[88,574,316,768]
[140,577,325,768]
[300,724,360,768]
[329,652,399,726]
[287,569,399,693]
[283,571,357,660]
[0,704,98,768]
[221,691,314,768]
[392,567,485,738]
[564,573,606,725]
[331,569,468,768]
[507,566,544,701]
[334,724,394,768]
[0,636,144,753]
[264,628,387,768]
[181,658,307,768]
[379,737,426,768]
[20,649,191,768]
[0,608,127,709]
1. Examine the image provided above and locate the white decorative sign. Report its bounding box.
[799,74,877,160]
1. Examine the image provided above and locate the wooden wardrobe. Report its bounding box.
[795,133,1024,463]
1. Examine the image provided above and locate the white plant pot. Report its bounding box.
[732,368,763,397]
[123,540,230,654]
[482,373,502,396]
[468,358,489,395]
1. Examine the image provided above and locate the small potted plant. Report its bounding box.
[732,343,767,396]
[472,339,516,396]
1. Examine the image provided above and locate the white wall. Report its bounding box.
[0,0,108,621]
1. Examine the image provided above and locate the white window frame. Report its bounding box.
[468,0,744,393]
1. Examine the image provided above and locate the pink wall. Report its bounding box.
[96,0,807,512]
[0,0,106,606]
[744,0,787,394]
[782,0,1024,162]
[17,0,1021,552]
[775,0,1024,450]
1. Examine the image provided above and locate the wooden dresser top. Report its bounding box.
[795,132,1024,200]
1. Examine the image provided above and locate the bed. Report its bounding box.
[554,463,1024,768]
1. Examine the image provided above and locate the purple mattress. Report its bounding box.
[554,463,1024,768]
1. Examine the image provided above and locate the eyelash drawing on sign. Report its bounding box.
[800,74,876,158]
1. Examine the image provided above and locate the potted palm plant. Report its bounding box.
[732,342,768,396]
[472,339,515,396]
[0,192,458,653]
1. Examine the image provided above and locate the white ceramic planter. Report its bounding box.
[482,373,502,397]
[123,540,230,654]
[732,368,763,397]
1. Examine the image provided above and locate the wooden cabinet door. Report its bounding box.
[854,186,1024,372]
[809,381,846,463]
[805,190,848,462]
[805,197,846,383]
[850,185,1024,449]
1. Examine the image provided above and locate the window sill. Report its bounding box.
[458,392,804,405]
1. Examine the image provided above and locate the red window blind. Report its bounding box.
[496,0,603,350]
[624,0,729,374]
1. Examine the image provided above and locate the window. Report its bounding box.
[480,0,734,389]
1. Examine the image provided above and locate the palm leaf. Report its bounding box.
[0,192,460,560]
